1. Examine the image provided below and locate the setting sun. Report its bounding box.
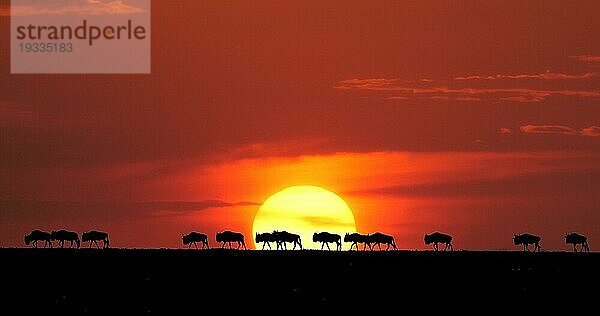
[252,186,356,249]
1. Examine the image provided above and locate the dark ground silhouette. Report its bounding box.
[2,249,598,312]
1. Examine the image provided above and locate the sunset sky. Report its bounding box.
[1,1,599,250]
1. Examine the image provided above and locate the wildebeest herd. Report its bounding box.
[24,229,591,253]
[24,230,109,249]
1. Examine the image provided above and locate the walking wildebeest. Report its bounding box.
[182,232,209,249]
[216,231,246,250]
[273,231,302,250]
[82,231,110,249]
[24,230,52,248]
[313,232,341,251]
[368,232,397,251]
[51,230,80,248]
[424,232,453,251]
[344,233,371,251]
[565,233,589,253]
[513,233,541,252]
[255,232,276,250]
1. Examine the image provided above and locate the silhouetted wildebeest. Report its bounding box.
[313,232,341,251]
[513,233,541,252]
[182,232,209,249]
[24,230,52,248]
[344,233,371,251]
[216,231,246,250]
[82,231,110,249]
[273,231,302,250]
[367,232,397,251]
[565,233,589,253]
[255,232,276,250]
[50,230,80,248]
[424,232,453,251]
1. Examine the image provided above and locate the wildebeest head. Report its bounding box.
[343,233,350,242]
[424,233,431,245]
[50,231,58,240]
[24,234,31,245]
[313,232,319,242]
[513,234,521,245]
[182,234,191,245]
[82,232,90,243]
[216,232,223,242]
[255,233,265,243]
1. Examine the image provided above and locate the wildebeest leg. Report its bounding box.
[194,241,199,249]
[326,243,331,251]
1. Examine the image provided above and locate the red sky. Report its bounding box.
[1,1,599,250]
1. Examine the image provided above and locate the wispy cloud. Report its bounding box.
[351,170,600,199]
[10,0,145,16]
[581,126,600,137]
[569,55,600,64]
[498,94,548,103]
[454,71,599,80]
[520,125,578,135]
[302,216,355,227]
[336,79,600,103]
[520,124,600,137]
[498,128,512,134]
